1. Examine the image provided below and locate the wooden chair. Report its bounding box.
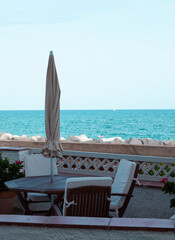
[24,154,58,211]
[110,159,139,217]
[52,177,112,217]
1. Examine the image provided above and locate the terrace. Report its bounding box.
[0,143,175,239]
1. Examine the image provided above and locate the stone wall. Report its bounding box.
[1,140,175,157]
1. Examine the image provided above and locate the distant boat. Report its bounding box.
[113,108,116,111]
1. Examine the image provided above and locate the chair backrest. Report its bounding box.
[63,177,112,217]
[24,154,58,177]
[111,159,138,212]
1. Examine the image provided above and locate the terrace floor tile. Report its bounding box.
[109,217,175,231]
[0,215,49,227]
[45,216,110,229]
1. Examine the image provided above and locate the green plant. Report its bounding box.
[161,178,175,208]
[0,152,24,192]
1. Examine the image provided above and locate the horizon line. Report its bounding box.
[0,108,175,111]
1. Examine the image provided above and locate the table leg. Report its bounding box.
[54,193,64,205]
[16,192,32,215]
[47,193,64,216]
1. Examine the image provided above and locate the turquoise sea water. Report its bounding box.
[0,110,175,141]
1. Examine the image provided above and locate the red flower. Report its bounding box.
[160,178,168,183]
[15,160,22,165]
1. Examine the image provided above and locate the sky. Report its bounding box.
[0,0,174,110]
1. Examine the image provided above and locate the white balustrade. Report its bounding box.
[30,149,175,182]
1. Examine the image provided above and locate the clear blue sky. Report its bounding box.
[0,0,174,110]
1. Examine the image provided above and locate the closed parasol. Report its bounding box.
[41,51,63,183]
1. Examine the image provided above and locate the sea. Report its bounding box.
[0,110,175,141]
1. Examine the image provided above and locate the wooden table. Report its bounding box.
[5,175,76,215]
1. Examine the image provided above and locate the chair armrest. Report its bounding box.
[52,204,63,216]
[111,193,133,197]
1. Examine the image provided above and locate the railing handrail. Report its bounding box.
[62,150,175,163]
[30,148,175,163]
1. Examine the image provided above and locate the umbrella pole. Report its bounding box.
[51,157,54,183]
[50,157,54,204]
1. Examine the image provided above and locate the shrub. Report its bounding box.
[0,152,24,192]
[161,179,175,208]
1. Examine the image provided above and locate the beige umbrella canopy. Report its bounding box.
[41,51,63,181]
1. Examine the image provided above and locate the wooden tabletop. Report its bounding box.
[5,175,78,194]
